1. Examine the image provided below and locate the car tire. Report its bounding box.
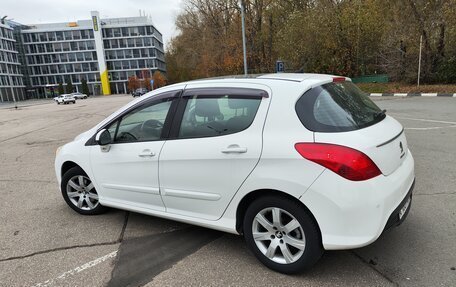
[243,195,323,274]
[61,166,108,215]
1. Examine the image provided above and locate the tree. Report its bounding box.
[127,76,140,92]
[65,78,73,94]
[58,82,64,95]
[81,78,90,95]
[152,71,166,89]
[167,0,456,84]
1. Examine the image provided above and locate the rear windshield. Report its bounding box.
[295,81,384,132]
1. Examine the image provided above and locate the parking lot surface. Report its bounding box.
[0,95,455,286]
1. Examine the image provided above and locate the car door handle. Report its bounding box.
[138,150,156,157]
[221,145,248,154]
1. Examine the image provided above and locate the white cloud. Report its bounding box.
[1,0,184,49]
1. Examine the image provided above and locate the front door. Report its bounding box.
[90,92,178,211]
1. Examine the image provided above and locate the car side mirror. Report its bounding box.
[95,129,112,152]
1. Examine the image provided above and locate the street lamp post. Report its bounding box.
[240,0,248,75]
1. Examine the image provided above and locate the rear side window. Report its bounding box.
[178,96,261,138]
[295,81,384,132]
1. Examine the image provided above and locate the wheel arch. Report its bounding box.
[61,161,82,177]
[235,189,322,240]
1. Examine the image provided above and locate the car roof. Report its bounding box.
[185,73,343,83]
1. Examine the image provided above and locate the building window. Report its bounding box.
[73,30,81,40]
[68,53,76,62]
[135,38,142,47]
[56,32,64,41]
[53,43,62,52]
[62,42,70,51]
[87,41,94,50]
[39,33,47,42]
[64,31,72,40]
[84,52,93,61]
[47,32,56,41]
[60,54,68,63]
[78,42,86,50]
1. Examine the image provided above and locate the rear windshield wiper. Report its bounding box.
[373,109,387,120]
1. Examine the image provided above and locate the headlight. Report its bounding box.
[56,146,62,156]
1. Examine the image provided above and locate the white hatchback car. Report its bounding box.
[55,74,415,273]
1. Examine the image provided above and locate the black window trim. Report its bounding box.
[167,87,267,140]
[85,90,182,146]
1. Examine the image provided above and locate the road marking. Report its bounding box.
[405,125,456,130]
[31,250,118,287]
[393,116,456,125]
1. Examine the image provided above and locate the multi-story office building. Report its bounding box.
[0,11,166,102]
[0,20,26,102]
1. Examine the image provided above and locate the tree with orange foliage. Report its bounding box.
[127,76,139,93]
[152,71,167,89]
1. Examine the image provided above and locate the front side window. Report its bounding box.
[109,99,173,143]
[178,96,261,138]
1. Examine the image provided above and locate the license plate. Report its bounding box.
[399,197,411,220]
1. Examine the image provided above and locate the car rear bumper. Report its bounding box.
[300,149,415,250]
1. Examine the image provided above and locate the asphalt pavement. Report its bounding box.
[0,95,454,286]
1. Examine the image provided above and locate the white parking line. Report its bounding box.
[31,250,118,287]
[405,125,456,130]
[390,115,456,130]
[393,116,456,125]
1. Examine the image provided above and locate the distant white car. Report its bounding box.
[71,92,88,100]
[56,94,76,105]
[55,74,415,274]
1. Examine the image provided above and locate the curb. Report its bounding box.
[370,93,456,97]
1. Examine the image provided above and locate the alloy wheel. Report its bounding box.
[66,175,99,211]
[252,207,306,264]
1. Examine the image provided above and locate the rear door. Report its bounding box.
[158,83,271,220]
[296,80,407,176]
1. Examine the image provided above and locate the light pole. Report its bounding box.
[417,35,423,87]
[240,0,248,75]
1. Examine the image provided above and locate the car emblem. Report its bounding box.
[399,142,404,154]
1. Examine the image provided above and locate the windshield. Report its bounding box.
[296,81,384,132]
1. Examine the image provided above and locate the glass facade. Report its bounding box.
[22,29,101,96]
[102,24,166,94]
[0,23,26,102]
[0,14,166,102]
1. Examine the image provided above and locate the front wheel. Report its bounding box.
[61,166,108,215]
[243,196,323,274]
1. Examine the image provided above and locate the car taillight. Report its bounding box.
[295,143,381,181]
[332,76,346,82]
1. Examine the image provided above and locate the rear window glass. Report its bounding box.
[295,81,384,132]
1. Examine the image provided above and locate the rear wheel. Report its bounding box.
[61,166,108,215]
[243,196,323,274]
